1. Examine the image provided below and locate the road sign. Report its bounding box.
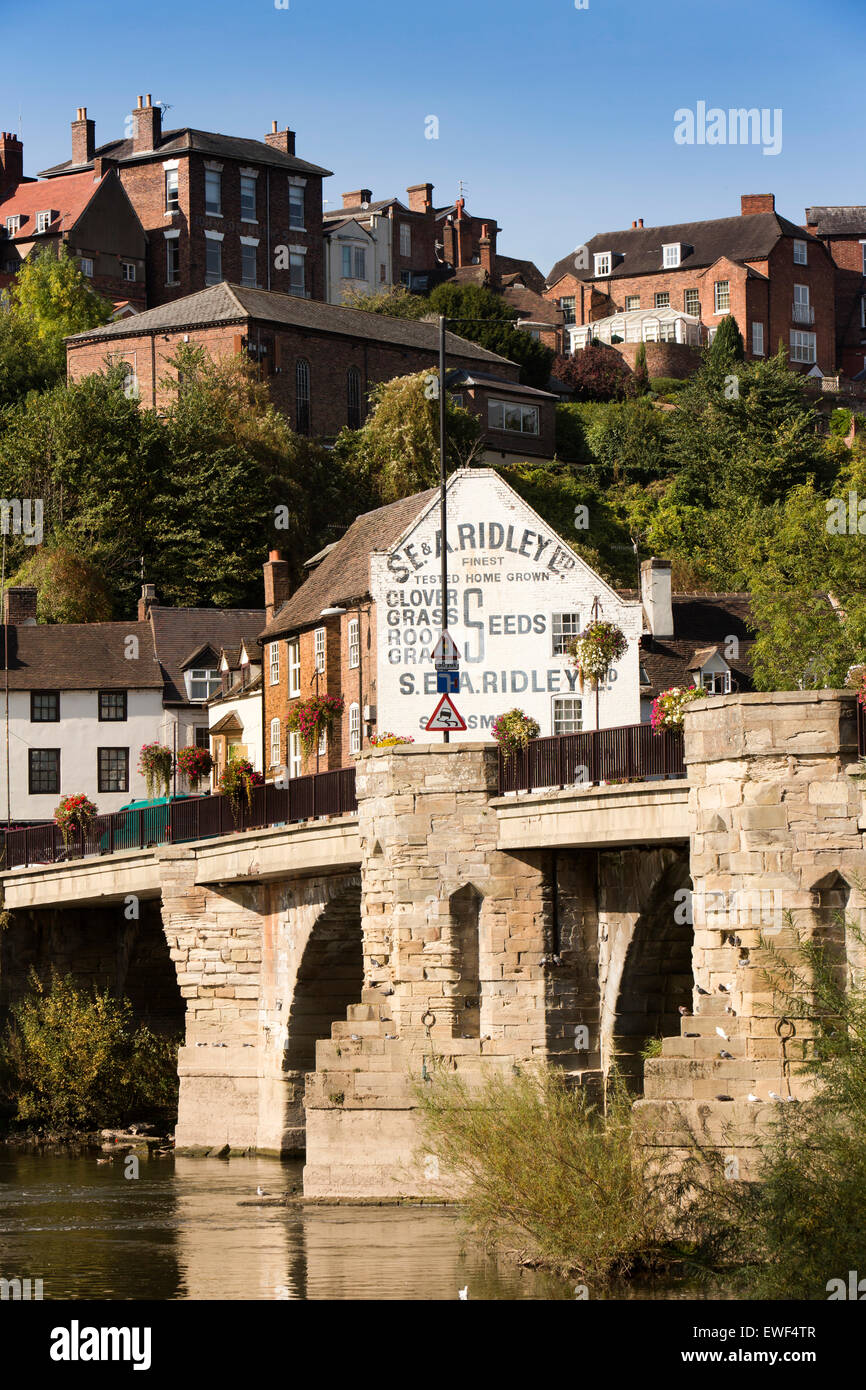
[434,658,459,672]
[432,631,461,663]
[436,670,460,694]
[425,693,467,732]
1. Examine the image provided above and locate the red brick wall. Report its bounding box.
[614,341,701,378]
[812,234,866,377]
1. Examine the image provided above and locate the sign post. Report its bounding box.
[438,314,449,742]
[425,694,467,734]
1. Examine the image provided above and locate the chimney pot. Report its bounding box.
[137,582,158,622]
[640,558,674,639]
[638,218,644,228]
[272,120,278,133]
[263,552,290,623]
[3,586,38,626]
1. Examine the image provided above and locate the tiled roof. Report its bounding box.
[66,281,515,366]
[39,127,331,179]
[323,198,399,220]
[449,369,557,399]
[496,256,547,295]
[0,170,106,238]
[149,607,267,704]
[546,211,822,288]
[260,491,437,640]
[0,621,162,690]
[638,594,756,699]
[805,206,866,236]
[501,283,562,326]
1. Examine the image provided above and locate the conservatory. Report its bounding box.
[567,306,702,351]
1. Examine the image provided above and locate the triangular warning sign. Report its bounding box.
[425,693,467,732]
[431,631,461,663]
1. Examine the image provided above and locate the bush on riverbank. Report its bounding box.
[0,970,179,1131]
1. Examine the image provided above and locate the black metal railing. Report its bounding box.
[497,723,685,795]
[1,766,357,871]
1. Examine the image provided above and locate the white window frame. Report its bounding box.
[288,179,306,231]
[290,251,305,295]
[487,399,540,436]
[314,627,326,674]
[701,669,732,695]
[751,321,764,356]
[400,222,412,257]
[713,280,730,314]
[240,237,258,287]
[793,239,808,266]
[204,230,223,285]
[5,215,21,235]
[35,210,52,234]
[684,288,700,317]
[790,330,817,364]
[662,243,681,268]
[204,167,222,217]
[861,241,866,276]
[593,251,611,277]
[349,702,361,755]
[240,172,258,223]
[552,612,580,657]
[552,697,583,735]
[288,730,302,779]
[288,638,301,696]
[269,717,281,768]
[654,291,670,309]
[268,642,280,685]
[348,617,360,669]
[624,295,640,311]
[121,260,136,282]
[79,257,94,277]
[164,229,181,285]
[164,165,179,214]
[318,726,327,757]
[188,667,220,701]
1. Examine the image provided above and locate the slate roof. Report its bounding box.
[0,170,107,239]
[546,211,822,289]
[39,127,331,179]
[149,607,266,704]
[260,491,438,640]
[496,256,547,295]
[805,206,866,236]
[448,369,557,399]
[65,281,516,366]
[638,594,756,699]
[0,622,162,690]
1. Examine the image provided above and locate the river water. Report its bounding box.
[0,1151,718,1301]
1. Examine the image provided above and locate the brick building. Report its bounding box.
[804,205,866,379]
[546,194,836,374]
[323,183,441,301]
[65,282,556,457]
[0,127,147,309]
[37,99,331,307]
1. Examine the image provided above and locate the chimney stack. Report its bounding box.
[640,558,674,638]
[0,131,23,198]
[638,218,644,228]
[342,188,372,208]
[263,550,290,623]
[131,94,162,153]
[265,121,296,157]
[741,193,775,216]
[71,107,95,165]
[406,182,434,214]
[479,223,495,284]
[3,586,38,626]
[137,582,158,621]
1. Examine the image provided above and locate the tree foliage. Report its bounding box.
[551,346,633,402]
[427,282,554,389]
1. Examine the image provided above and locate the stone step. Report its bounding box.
[692,994,738,1015]
[346,1002,386,1023]
[331,1019,388,1040]
[661,1036,747,1060]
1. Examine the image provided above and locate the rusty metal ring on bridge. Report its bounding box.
[421,1010,436,1030]
[775,1017,796,1040]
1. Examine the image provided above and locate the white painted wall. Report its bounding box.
[325,214,391,304]
[207,690,263,790]
[369,470,643,742]
[0,689,210,821]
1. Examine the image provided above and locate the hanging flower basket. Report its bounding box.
[54,793,98,849]
[567,621,628,691]
[177,745,213,791]
[492,708,540,762]
[651,685,707,734]
[218,756,264,812]
[286,694,345,757]
[138,742,174,800]
[369,732,415,747]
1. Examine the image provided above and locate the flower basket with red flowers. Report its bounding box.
[286,694,345,757]
[492,708,540,763]
[138,742,174,800]
[650,685,707,734]
[177,745,213,792]
[218,756,264,812]
[54,793,98,849]
[567,621,628,691]
[369,732,415,747]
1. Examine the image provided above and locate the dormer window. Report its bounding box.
[35,211,55,234]
[662,243,681,268]
[187,668,221,701]
[5,215,21,235]
[593,251,612,277]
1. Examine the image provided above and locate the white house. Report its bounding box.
[206,638,264,789]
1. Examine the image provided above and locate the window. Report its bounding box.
[349,703,361,754]
[593,252,611,277]
[487,399,540,435]
[289,181,305,230]
[701,670,732,695]
[288,638,300,696]
[98,747,129,793]
[290,252,305,296]
[165,232,180,285]
[624,295,641,311]
[240,240,257,287]
[79,257,94,277]
[751,321,765,356]
[790,330,817,364]
[862,241,866,276]
[29,748,60,795]
[268,642,280,685]
[662,243,681,268]
[559,295,576,325]
[348,617,360,669]
[36,210,52,233]
[318,726,327,757]
[861,295,866,330]
[342,244,367,280]
[295,358,311,434]
[684,288,700,317]
[288,730,302,779]
[205,168,222,216]
[121,261,136,282]
[165,167,179,213]
[195,726,210,750]
[205,234,222,285]
[654,291,670,308]
[240,174,257,221]
[400,222,412,257]
[793,283,813,323]
[5,215,21,235]
[99,691,127,721]
[793,239,808,265]
[714,280,730,313]
[552,612,580,657]
[270,717,282,768]
[639,665,650,686]
[188,668,221,700]
[347,367,362,429]
[314,626,326,674]
[552,698,582,735]
[31,691,59,722]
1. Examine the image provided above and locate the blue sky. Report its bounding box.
[3,0,863,277]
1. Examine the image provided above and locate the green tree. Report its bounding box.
[632,342,650,396]
[708,313,745,366]
[3,246,113,387]
[9,540,113,624]
[342,284,429,319]
[427,282,554,389]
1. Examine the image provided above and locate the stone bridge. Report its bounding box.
[1,692,863,1195]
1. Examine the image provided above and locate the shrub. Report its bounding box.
[649,376,688,395]
[138,742,173,800]
[491,709,540,761]
[0,970,179,1130]
[369,732,415,746]
[650,685,707,732]
[830,407,853,438]
[551,346,633,403]
[218,756,263,810]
